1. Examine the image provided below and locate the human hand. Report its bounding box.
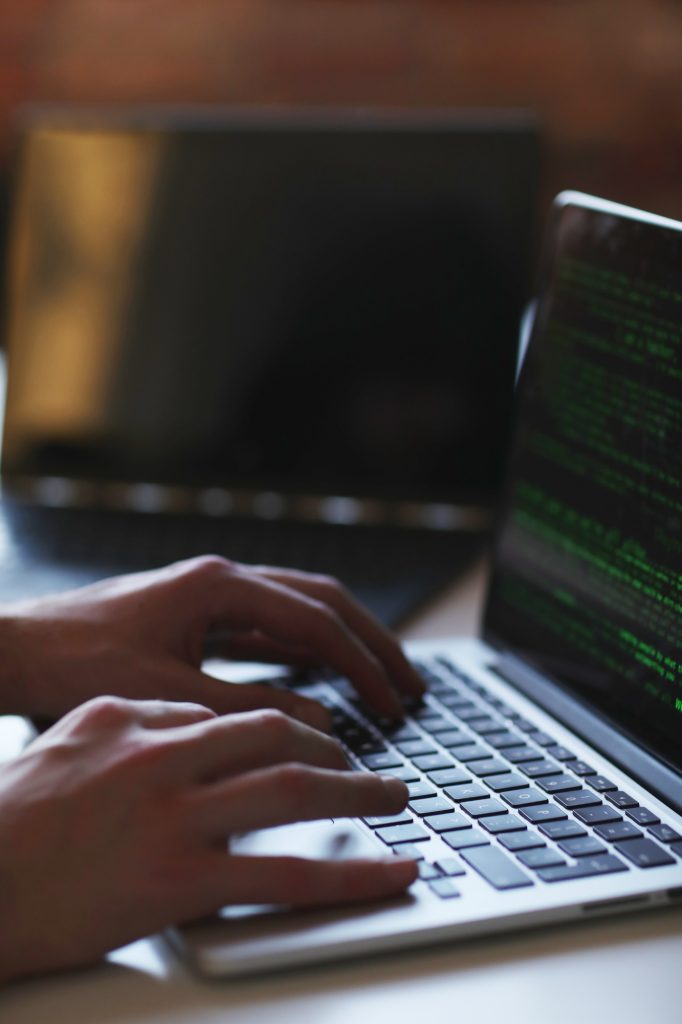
[0,696,416,983]
[0,556,424,724]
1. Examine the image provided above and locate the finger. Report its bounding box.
[169,665,332,732]
[191,766,408,836]
[204,629,318,668]
[252,566,425,702]
[203,569,405,718]
[195,852,418,910]
[170,708,349,782]
[130,699,218,730]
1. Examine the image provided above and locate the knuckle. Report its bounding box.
[77,695,134,731]
[184,554,235,581]
[253,707,294,745]
[314,574,347,601]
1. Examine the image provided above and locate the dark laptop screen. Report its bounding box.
[2,110,539,505]
[485,194,682,772]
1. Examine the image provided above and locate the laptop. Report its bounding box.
[0,106,540,624]
[169,191,682,978]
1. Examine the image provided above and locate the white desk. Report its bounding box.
[2,561,681,1022]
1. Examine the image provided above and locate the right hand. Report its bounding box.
[0,696,416,983]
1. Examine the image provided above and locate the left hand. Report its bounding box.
[0,556,424,725]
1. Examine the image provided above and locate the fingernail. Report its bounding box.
[382,857,418,887]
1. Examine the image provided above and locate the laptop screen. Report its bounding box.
[1,109,539,506]
[485,194,682,773]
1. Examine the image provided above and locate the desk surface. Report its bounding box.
[2,561,681,1022]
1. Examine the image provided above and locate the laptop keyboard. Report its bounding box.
[322,657,681,899]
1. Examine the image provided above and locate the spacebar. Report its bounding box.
[460,846,533,890]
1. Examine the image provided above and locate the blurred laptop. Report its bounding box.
[0,107,540,622]
[170,191,682,978]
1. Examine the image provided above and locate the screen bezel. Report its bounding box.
[482,191,682,776]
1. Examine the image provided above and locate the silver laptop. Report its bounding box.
[170,191,682,977]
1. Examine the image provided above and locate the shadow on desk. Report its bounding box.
[3,906,681,1024]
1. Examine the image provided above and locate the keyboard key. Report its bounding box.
[392,843,426,861]
[588,775,617,792]
[435,856,466,877]
[556,790,602,810]
[605,790,638,809]
[574,806,622,825]
[407,781,437,800]
[411,703,444,721]
[558,836,607,858]
[460,846,533,890]
[467,716,503,734]
[649,824,682,844]
[539,820,587,840]
[361,752,404,770]
[461,798,507,819]
[626,806,660,826]
[438,694,477,712]
[544,744,576,762]
[570,761,596,777]
[509,716,537,733]
[444,782,489,803]
[413,753,454,772]
[502,788,548,809]
[593,822,642,843]
[517,848,565,869]
[670,841,682,859]
[424,811,472,833]
[504,746,543,764]
[429,877,461,899]
[396,739,438,758]
[350,739,387,756]
[382,765,420,783]
[520,805,566,825]
[487,773,530,793]
[538,775,582,794]
[537,854,628,883]
[499,832,546,852]
[452,744,494,762]
[468,758,511,777]
[427,766,471,787]
[363,811,412,828]
[437,730,476,749]
[442,828,490,851]
[375,823,431,845]
[481,814,526,835]
[418,717,458,735]
[528,731,555,747]
[486,730,526,749]
[409,796,452,817]
[418,861,441,881]
[383,723,421,742]
[614,838,675,868]
[521,760,562,779]
[454,706,490,722]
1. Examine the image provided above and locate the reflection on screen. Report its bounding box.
[486,201,682,767]
[3,117,539,502]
